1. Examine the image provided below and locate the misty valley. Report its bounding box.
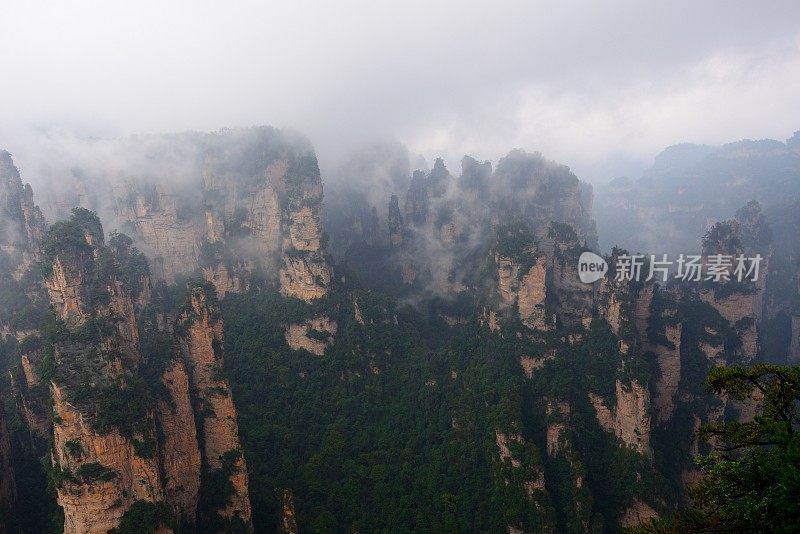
[0,126,798,533]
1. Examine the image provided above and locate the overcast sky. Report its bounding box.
[1,0,800,183]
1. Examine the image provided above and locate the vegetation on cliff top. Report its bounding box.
[628,364,800,533]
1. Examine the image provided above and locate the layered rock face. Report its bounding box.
[179,286,252,526]
[698,216,767,363]
[41,213,164,533]
[0,151,51,451]
[0,194,253,531]
[496,252,547,330]
[51,383,163,534]
[115,186,199,284]
[588,254,650,453]
[33,129,332,301]
[652,323,682,422]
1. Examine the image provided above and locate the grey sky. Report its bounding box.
[1,0,799,183]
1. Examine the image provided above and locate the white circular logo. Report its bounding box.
[578,251,608,283]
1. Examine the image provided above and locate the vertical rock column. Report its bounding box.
[43,215,163,534]
[156,358,202,523]
[278,155,332,301]
[179,285,252,527]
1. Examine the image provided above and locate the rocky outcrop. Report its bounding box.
[278,156,332,300]
[34,208,253,531]
[700,289,759,360]
[34,129,333,300]
[653,324,682,422]
[496,431,524,470]
[285,316,337,356]
[542,400,591,530]
[41,213,165,534]
[494,428,552,532]
[497,255,547,330]
[179,286,252,527]
[52,384,163,534]
[115,187,200,284]
[202,263,249,299]
[589,380,651,456]
[9,347,51,442]
[519,352,554,378]
[44,255,91,327]
[156,359,202,522]
[278,489,298,534]
[0,150,46,260]
[545,401,571,457]
[550,246,594,328]
[279,254,331,301]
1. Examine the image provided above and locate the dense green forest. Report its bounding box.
[219,278,673,532]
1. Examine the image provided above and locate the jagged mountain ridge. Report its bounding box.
[0,128,792,532]
[596,132,800,255]
[1,153,254,532]
[596,132,800,365]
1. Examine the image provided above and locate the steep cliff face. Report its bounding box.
[32,129,332,301]
[9,345,51,443]
[156,359,202,522]
[589,380,651,456]
[543,400,591,531]
[0,384,16,527]
[698,217,765,362]
[41,212,166,534]
[700,289,759,361]
[496,253,548,330]
[652,323,682,422]
[0,150,48,343]
[29,206,254,531]
[0,150,46,260]
[339,149,596,303]
[51,383,163,534]
[114,185,200,284]
[549,235,594,328]
[179,286,252,527]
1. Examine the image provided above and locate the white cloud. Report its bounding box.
[1,0,799,184]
